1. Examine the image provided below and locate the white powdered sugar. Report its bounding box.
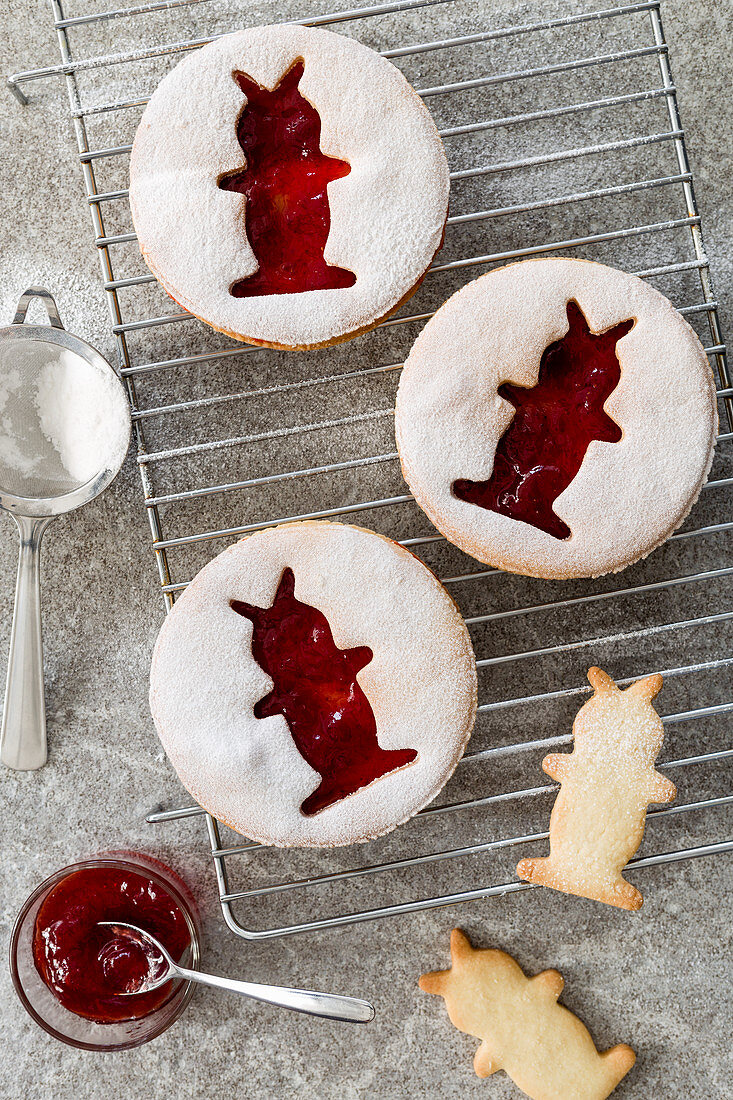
[395,258,718,580]
[34,355,127,486]
[149,521,477,847]
[129,25,450,349]
[0,343,129,495]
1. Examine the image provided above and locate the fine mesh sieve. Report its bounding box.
[0,288,131,771]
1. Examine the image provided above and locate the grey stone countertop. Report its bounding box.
[0,1,731,1098]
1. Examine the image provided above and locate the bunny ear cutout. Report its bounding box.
[624,673,663,701]
[233,69,266,102]
[275,566,296,601]
[587,667,618,694]
[450,928,474,962]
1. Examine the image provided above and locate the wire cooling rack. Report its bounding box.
[10,0,733,939]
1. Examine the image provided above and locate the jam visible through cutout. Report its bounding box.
[218,60,356,298]
[453,300,635,540]
[231,568,417,815]
[33,866,191,1023]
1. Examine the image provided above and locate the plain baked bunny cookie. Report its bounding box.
[419,929,635,1100]
[517,667,676,909]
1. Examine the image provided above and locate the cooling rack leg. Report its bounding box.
[7,78,29,106]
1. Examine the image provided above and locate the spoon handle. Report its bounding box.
[1,514,52,770]
[175,965,374,1024]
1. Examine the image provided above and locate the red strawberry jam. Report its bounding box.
[33,866,191,1023]
[231,568,417,815]
[453,300,634,539]
[219,60,356,297]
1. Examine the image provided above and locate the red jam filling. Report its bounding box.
[218,60,356,298]
[33,867,191,1023]
[453,300,634,539]
[231,568,417,815]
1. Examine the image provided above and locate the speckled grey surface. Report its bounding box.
[0,1,731,1098]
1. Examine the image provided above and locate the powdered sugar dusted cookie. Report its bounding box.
[419,929,636,1099]
[149,521,476,847]
[395,258,717,578]
[516,667,676,909]
[130,25,449,349]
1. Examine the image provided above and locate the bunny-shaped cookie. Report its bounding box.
[517,667,676,910]
[419,929,635,1100]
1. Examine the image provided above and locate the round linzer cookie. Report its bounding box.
[129,25,449,350]
[149,522,477,847]
[395,258,718,580]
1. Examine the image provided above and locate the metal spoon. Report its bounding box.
[0,288,131,770]
[98,921,375,1023]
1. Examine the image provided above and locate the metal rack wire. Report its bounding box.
[11,0,732,939]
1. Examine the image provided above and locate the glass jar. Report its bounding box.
[9,852,201,1051]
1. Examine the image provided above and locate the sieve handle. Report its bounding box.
[1,514,52,770]
[12,287,64,329]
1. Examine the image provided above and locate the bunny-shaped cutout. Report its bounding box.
[419,929,636,1099]
[231,568,417,816]
[219,60,356,298]
[517,667,676,909]
[452,301,634,540]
